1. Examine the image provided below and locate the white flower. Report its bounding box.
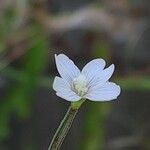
[53,54,121,102]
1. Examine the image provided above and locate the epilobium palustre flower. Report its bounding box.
[49,54,121,150]
[53,54,121,102]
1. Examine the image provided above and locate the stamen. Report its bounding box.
[72,74,88,97]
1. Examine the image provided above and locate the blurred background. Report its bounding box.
[0,0,150,150]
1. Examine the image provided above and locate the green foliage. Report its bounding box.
[0,7,16,38]
[117,76,150,91]
[78,102,110,150]
[92,39,109,60]
[0,24,48,140]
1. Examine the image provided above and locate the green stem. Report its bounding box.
[48,99,85,150]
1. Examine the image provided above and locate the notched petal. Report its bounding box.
[86,82,121,101]
[55,54,80,84]
[53,76,70,92]
[53,76,81,101]
[56,92,81,102]
[82,58,106,85]
[87,64,115,88]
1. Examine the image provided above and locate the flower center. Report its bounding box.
[72,74,88,97]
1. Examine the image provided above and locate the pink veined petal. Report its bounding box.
[55,54,80,84]
[82,58,106,85]
[53,76,81,101]
[88,64,115,88]
[86,82,121,101]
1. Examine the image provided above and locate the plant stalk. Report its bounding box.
[48,99,85,150]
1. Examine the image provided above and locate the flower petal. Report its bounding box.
[88,64,115,88]
[86,82,121,101]
[82,58,106,84]
[56,92,81,102]
[53,76,81,101]
[55,54,80,84]
[53,76,70,92]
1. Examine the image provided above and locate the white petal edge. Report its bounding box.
[87,64,115,88]
[53,76,81,101]
[82,58,106,84]
[86,82,121,101]
[55,54,80,84]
